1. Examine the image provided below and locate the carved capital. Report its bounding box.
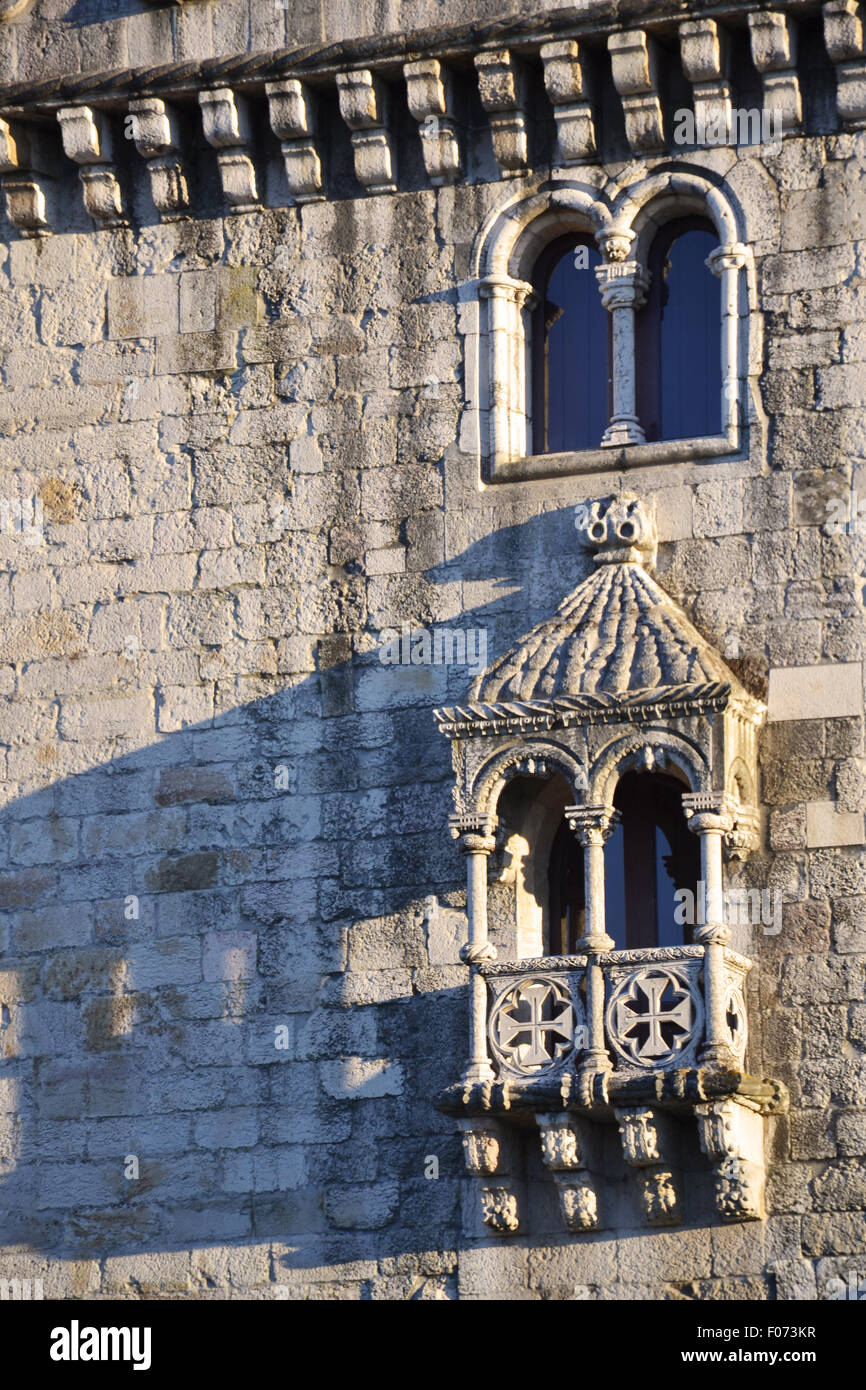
[595,259,650,310]
[706,243,750,277]
[682,791,736,834]
[565,804,620,847]
[450,812,497,850]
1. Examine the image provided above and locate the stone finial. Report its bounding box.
[576,495,658,568]
[474,50,528,176]
[336,70,396,194]
[540,41,596,164]
[128,98,189,221]
[607,31,665,152]
[198,88,259,211]
[404,59,462,186]
[57,106,124,227]
[266,79,325,204]
[747,12,802,129]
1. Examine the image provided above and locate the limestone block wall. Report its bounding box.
[0,0,862,1299]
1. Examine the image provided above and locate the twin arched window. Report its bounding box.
[531,219,722,453]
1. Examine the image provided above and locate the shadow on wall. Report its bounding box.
[0,508,593,1286]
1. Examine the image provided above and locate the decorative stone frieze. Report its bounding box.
[607,31,665,152]
[198,88,259,211]
[404,59,462,186]
[128,98,189,220]
[56,106,125,227]
[678,18,732,140]
[336,70,396,194]
[266,79,324,204]
[747,11,802,130]
[540,41,596,165]
[823,0,866,122]
[474,50,528,176]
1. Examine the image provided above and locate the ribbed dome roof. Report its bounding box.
[470,561,741,704]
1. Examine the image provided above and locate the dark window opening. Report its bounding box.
[531,234,610,454]
[605,771,700,950]
[548,816,585,955]
[636,218,721,444]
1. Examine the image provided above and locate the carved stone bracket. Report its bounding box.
[0,117,48,236]
[616,1106,683,1227]
[404,59,462,186]
[679,18,732,141]
[696,1097,765,1222]
[198,88,259,211]
[823,1,866,122]
[474,50,528,176]
[747,11,802,130]
[458,1117,521,1235]
[537,1112,604,1232]
[266,79,324,204]
[57,106,125,228]
[540,40,596,164]
[128,98,189,221]
[608,31,665,152]
[336,70,396,194]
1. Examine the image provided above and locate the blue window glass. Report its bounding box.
[533,237,609,454]
[637,219,721,443]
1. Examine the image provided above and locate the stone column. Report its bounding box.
[594,256,650,448]
[566,805,620,1092]
[706,243,749,437]
[450,814,498,1084]
[479,275,536,464]
[682,793,736,1068]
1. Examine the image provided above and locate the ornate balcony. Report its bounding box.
[434,497,788,1235]
[439,943,786,1234]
